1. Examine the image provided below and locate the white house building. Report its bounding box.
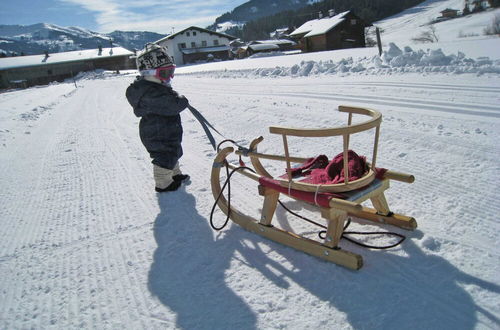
[155,26,236,66]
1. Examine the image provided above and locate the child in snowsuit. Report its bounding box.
[126,44,189,192]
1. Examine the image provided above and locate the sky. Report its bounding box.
[0,0,249,33]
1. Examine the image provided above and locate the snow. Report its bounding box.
[216,21,245,33]
[1,1,500,329]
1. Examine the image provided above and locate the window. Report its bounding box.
[178,43,186,50]
[351,19,357,25]
[193,32,197,36]
[191,42,196,48]
[202,40,207,47]
[186,32,190,36]
[213,40,219,46]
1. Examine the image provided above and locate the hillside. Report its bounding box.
[212,0,321,26]
[213,0,426,41]
[0,23,166,56]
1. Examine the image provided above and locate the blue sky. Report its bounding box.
[0,0,249,33]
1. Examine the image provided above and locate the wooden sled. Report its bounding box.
[211,105,416,270]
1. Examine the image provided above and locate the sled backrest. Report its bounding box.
[269,105,382,184]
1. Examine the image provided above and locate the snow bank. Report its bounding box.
[183,43,500,79]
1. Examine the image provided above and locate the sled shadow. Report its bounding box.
[242,201,500,329]
[148,190,257,330]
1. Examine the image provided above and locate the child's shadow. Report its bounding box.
[148,190,257,329]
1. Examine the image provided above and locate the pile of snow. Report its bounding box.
[186,43,500,78]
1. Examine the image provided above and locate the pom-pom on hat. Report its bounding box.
[136,43,174,71]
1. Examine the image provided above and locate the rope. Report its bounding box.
[278,200,406,250]
[209,140,256,231]
[313,184,322,206]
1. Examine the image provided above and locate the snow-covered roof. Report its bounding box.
[156,26,236,43]
[290,11,350,38]
[0,47,133,70]
[181,45,229,55]
[254,39,296,46]
[248,44,280,51]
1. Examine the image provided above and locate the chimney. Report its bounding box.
[98,44,102,55]
[44,50,49,58]
[329,9,336,17]
[318,11,323,19]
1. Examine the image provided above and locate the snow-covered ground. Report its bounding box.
[1,1,500,329]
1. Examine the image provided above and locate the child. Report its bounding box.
[126,44,189,192]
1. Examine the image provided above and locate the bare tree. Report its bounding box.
[412,25,439,43]
[484,14,500,35]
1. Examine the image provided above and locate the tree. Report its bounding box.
[463,2,471,15]
[484,14,500,35]
[487,0,500,8]
[411,25,439,43]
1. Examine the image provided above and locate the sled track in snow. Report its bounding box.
[311,81,500,94]
[274,91,500,118]
[202,90,500,119]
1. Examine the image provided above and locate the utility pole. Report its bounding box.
[375,27,382,56]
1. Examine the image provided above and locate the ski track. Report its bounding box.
[1,73,499,329]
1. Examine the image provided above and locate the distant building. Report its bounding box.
[230,39,297,59]
[440,8,459,18]
[251,39,297,51]
[270,27,294,39]
[290,10,366,52]
[155,26,236,65]
[246,43,280,57]
[0,47,134,89]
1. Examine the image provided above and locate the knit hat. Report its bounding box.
[136,43,174,71]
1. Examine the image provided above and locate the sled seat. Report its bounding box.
[258,176,386,208]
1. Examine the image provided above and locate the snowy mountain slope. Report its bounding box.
[0,23,166,55]
[374,0,500,44]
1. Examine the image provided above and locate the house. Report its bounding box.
[440,8,459,18]
[270,27,294,39]
[230,39,297,59]
[228,39,247,59]
[155,26,236,65]
[289,10,366,52]
[0,47,134,89]
[246,43,280,57]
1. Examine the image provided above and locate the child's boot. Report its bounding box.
[154,164,181,192]
[172,162,190,183]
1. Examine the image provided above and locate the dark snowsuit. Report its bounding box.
[126,78,189,169]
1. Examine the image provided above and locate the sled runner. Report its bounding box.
[211,105,416,270]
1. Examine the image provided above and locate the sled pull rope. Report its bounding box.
[187,104,228,151]
[210,140,256,231]
[277,200,406,250]
[210,164,256,231]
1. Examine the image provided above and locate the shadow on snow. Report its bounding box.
[148,189,500,329]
